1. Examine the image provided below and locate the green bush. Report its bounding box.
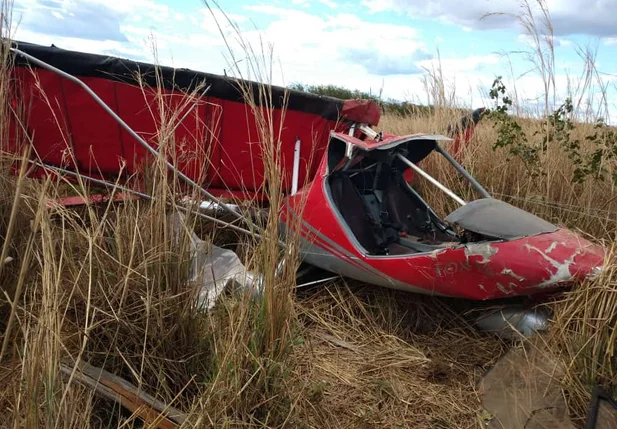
[485,76,617,185]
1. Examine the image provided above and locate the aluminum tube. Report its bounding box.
[396,153,466,206]
[434,144,491,199]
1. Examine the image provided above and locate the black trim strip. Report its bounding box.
[9,40,345,121]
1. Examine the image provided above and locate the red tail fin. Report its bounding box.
[403,107,486,184]
[449,107,486,158]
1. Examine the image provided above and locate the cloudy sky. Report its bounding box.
[8,0,617,119]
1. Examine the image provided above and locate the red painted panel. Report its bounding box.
[15,68,76,169]
[212,99,336,194]
[61,77,124,175]
[114,82,161,175]
[200,97,223,188]
[10,66,348,197]
[217,100,263,193]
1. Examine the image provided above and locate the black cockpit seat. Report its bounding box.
[329,173,380,254]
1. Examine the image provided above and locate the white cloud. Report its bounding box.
[362,0,394,13]
[9,0,615,122]
[12,0,179,42]
[14,0,128,41]
[422,54,501,73]
[361,0,617,39]
[517,33,573,48]
[291,0,311,7]
[226,5,434,84]
[13,28,146,59]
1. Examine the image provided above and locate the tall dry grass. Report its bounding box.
[548,245,617,426]
[0,19,304,428]
[2,0,617,428]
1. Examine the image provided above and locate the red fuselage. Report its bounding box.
[282,140,604,300]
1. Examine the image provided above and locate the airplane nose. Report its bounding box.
[563,239,606,285]
[494,228,606,293]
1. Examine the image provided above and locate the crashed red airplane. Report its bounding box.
[3,41,606,331]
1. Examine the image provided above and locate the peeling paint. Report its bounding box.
[501,268,525,282]
[525,244,583,287]
[545,241,559,254]
[496,282,516,295]
[429,248,446,259]
[435,259,496,277]
[464,243,498,264]
[544,241,567,254]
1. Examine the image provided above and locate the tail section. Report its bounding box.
[448,107,486,157]
[403,107,486,184]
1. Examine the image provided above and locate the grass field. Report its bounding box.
[2,0,617,428]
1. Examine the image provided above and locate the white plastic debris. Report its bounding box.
[169,211,262,311]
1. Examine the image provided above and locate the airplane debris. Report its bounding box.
[169,212,261,311]
[479,342,575,429]
[59,359,187,429]
[586,386,617,429]
[4,41,607,331]
[473,306,550,340]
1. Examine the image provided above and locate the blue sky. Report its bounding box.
[9,0,617,120]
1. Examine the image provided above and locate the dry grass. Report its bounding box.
[2,0,617,428]
[548,245,617,426]
[0,20,300,426]
[288,283,505,428]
